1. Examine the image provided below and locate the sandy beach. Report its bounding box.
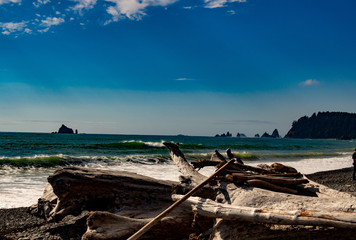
[0,167,355,240]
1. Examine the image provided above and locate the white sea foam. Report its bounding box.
[121,140,165,148]
[0,167,53,209]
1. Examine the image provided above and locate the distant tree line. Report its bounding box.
[285,112,356,139]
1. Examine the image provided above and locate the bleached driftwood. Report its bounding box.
[226,172,309,186]
[173,195,356,229]
[82,207,197,240]
[32,166,208,239]
[163,142,207,186]
[33,167,178,221]
[127,160,235,240]
[164,142,356,239]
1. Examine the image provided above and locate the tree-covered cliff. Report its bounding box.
[285,112,356,139]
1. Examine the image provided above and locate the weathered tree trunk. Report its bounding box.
[163,142,207,186]
[173,195,356,228]
[82,207,198,240]
[226,172,309,186]
[38,167,178,221]
[209,180,356,239]
[30,166,213,239]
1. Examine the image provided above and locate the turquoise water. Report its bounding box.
[0,132,355,208]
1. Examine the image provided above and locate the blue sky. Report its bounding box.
[0,0,355,136]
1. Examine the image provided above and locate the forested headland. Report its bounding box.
[285,112,356,140]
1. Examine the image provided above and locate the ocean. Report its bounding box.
[0,132,355,209]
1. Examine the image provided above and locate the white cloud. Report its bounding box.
[33,0,50,8]
[39,17,65,32]
[71,0,97,13]
[227,9,235,15]
[0,0,246,35]
[300,79,320,86]
[105,0,177,21]
[24,28,32,34]
[176,77,194,81]
[204,0,246,9]
[41,17,65,27]
[0,21,28,35]
[0,0,21,5]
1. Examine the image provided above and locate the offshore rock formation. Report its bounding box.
[236,133,247,138]
[285,112,356,139]
[261,129,280,138]
[52,124,78,134]
[215,131,232,137]
[58,124,74,134]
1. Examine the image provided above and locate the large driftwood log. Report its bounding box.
[32,167,213,239]
[82,207,198,240]
[210,180,356,239]
[226,172,309,186]
[173,195,356,228]
[41,167,178,221]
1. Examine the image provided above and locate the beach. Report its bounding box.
[1,166,356,240]
[1,133,355,209]
[0,133,355,239]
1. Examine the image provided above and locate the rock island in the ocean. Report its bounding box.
[52,124,78,134]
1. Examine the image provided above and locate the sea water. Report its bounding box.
[0,132,355,208]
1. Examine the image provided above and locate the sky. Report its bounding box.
[0,0,355,137]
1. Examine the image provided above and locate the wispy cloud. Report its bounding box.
[176,77,194,81]
[0,21,29,35]
[39,17,65,32]
[299,79,320,86]
[105,0,178,21]
[71,0,97,14]
[33,0,50,8]
[0,0,246,36]
[0,0,21,5]
[227,9,235,15]
[204,0,246,9]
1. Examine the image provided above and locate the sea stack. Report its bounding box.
[57,124,74,134]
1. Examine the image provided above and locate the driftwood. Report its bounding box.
[33,167,178,221]
[226,172,308,186]
[127,160,235,240]
[226,148,244,164]
[173,195,356,228]
[164,142,356,239]
[32,167,207,239]
[29,142,356,240]
[246,179,299,194]
[192,157,284,175]
[163,142,207,186]
[83,208,196,240]
[212,150,227,162]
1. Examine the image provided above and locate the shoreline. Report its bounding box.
[1,167,356,239]
[306,167,356,195]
